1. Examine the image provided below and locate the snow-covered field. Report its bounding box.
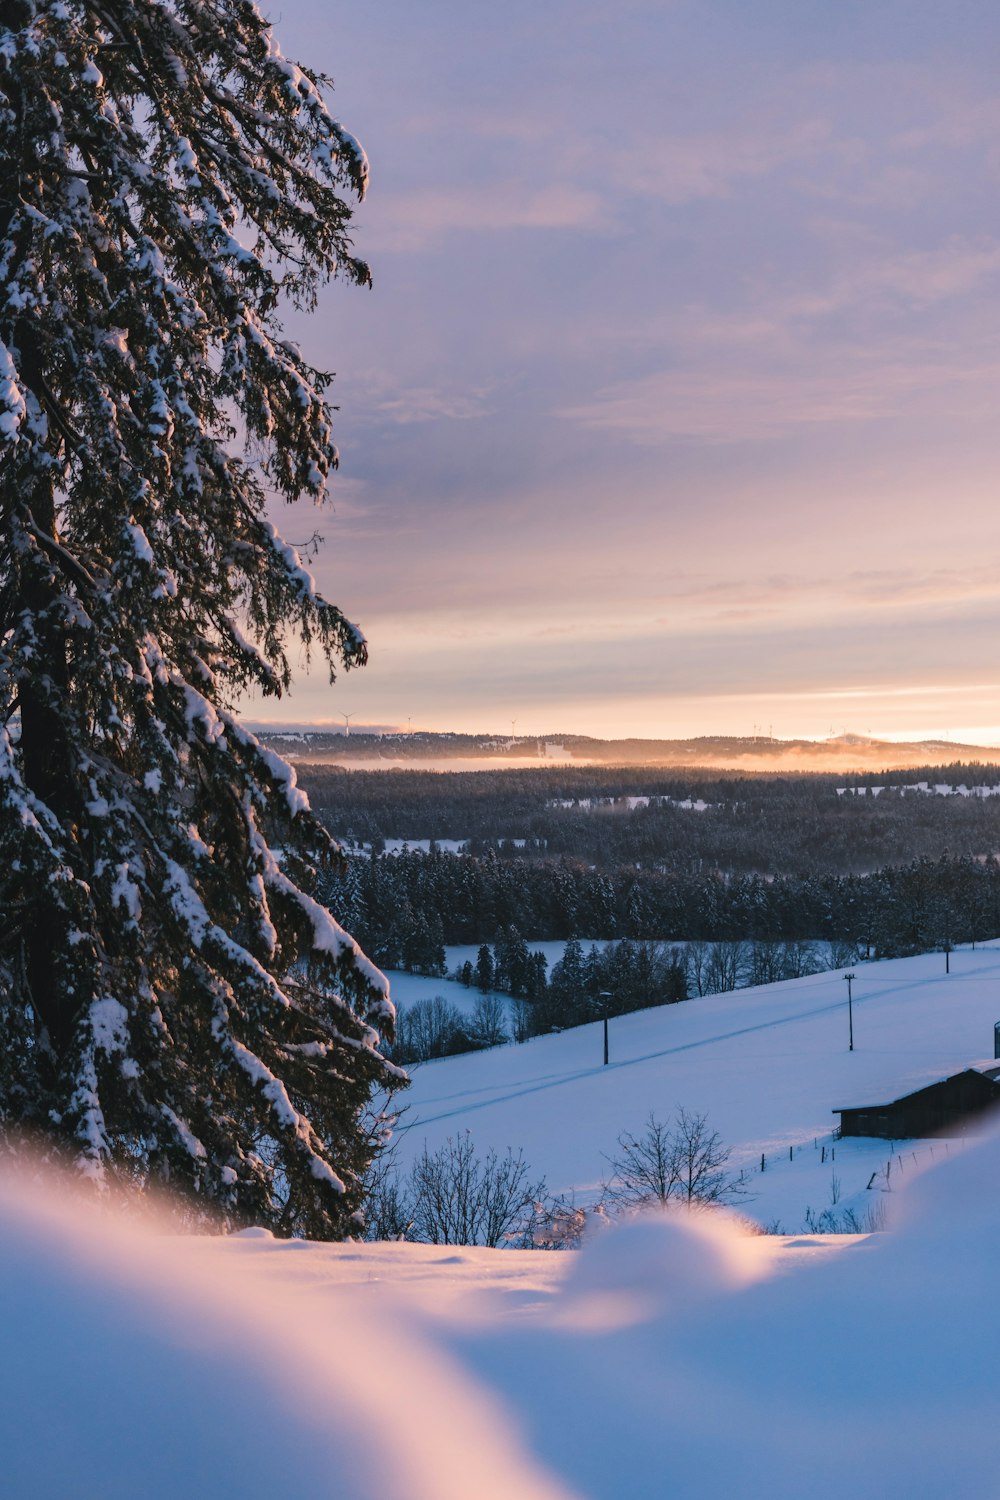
[7,946,1000,1497]
[341,836,471,856]
[392,944,1000,1231]
[547,794,712,811]
[383,967,487,1019]
[6,1132,1000,1499]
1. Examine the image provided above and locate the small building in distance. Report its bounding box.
[835,1066,1000,1140]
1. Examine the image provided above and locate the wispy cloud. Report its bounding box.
[778,237,1000,319]
[893,95,1000,155]
[620,118,844,204]
[371,386,493,425]
[558,350,1000,444]
[360,183,608,253]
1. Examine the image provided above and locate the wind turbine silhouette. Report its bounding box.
[342,712,353,737]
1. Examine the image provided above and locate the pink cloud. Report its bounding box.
[360,183,609,253]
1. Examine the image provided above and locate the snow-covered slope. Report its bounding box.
[393,944,1000,1230]
[0,1174,571,1500]
[6,1135,1000,1500]
[7,944,1000,1498]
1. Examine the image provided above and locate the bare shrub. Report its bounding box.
[363,1157,414,1240]
[525,1193,589,1250]
[802,1199,887,1234]
[409,1133,545,1248]
[685,940,710,997]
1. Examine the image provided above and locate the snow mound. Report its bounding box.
[460,1130,1000,1499]
[7,1128,1000,1499]
[562,1205,765,1318]
[0,1172,574,1500]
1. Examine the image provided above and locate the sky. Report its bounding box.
[248,0,1000,743]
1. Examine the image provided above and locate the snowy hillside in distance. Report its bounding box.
[391,944,1000,1232]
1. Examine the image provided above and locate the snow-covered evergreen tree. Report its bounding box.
[0,0,402,1236]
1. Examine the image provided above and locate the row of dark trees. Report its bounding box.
[392,934,838,1063]
[456,929,549,999]
[390,995,509,1066]
[536,937,688,1029]
[321,848,999,965]
[451,932,688,1029]
[302,763,1000,877]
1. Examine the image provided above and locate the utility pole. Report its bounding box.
[598,991,612,1066]
[844,972,855,1051]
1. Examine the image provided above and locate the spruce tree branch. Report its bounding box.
[19,511,96,594]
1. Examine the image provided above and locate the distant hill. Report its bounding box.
[249,725,1000,774]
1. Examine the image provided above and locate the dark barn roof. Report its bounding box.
[834,1068,1000,1140]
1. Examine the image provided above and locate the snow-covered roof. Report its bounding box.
[833,1062,1000,1114]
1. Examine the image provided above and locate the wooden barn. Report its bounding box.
[834,1067,1000,1140]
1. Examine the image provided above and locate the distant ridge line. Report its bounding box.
[247,724,1000,773]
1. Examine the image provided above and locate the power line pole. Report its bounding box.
[844,972,855,1051]
[598,991,612,1066]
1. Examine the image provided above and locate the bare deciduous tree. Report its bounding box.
[747,939,786,987]
[602,1108,746,1212]
[469,993,509,1049]
[704,941,747,994]
[363,1154,415,1241]
[392,997,466,1063]
[685,940,710,997]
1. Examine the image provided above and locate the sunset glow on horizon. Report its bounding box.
[247,1,1000,749]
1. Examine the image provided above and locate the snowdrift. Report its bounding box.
[3,1129,1000,1498]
